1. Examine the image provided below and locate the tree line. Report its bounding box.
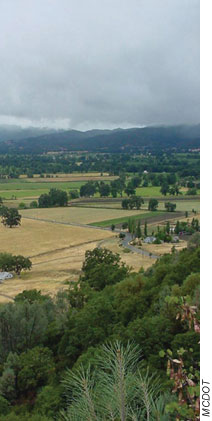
[0,152,199,179]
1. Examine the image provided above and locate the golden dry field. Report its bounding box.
[20,207,146,225]
[140,240,188,256]
[0,218,115,302]
[20,172,117,182]
[75,202,122,209]
[0,206,198,303]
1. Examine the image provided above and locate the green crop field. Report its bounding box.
[135,186,162,196]
[0,180,86,191]
[0,190,48,199]
[135,186,200,197]
[0,179,114,200]
[0,177,200,200]
[72,198,200,213]
[158,200,200,212]
[90,211,164,227]
[0,178,200,205]
[0,180,86,200]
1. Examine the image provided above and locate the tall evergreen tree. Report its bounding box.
[144,221,148,237]
[136,221,142,238]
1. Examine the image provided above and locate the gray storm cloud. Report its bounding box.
[0,0,199,129]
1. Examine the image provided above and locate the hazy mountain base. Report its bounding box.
[0,125,200,154]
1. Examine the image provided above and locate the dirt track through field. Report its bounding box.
[31,238,110,262]
[0,292,14,301]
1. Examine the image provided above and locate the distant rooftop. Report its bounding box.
[0,272,13,281]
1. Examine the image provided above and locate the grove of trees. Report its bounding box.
[38,189,68,208]
[165,202,177,212]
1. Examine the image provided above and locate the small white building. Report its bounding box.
[0,272,13,282]
[144,236,156,244]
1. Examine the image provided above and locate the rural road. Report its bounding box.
[121,232,158,259]
[22,215,159,258]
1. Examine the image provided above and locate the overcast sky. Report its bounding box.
[0,0,199,130]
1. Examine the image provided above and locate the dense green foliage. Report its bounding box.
[38,189,68,208]
[164,202,176,212]
[80,182,97,197]
[122,196,144,210]
[0,253,32,275]
[0,151,199,180]
[0,241,199,419]
[80,248,130,291]
[0,207,21,228]
[175,219,200,235]
[148,198,158,211]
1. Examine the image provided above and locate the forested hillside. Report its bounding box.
[0,242,200,420]
[0,125,200,154]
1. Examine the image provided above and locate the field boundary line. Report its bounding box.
[29,238,113,259]
[21,215,112,231]
[0,293,14,301]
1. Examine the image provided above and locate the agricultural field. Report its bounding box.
[20,207,148,225]
[20,172,117,182]
[74,201,122,208]
[90,211,164,227]
[136,186,164,197]
[0,204,192,302]
[74,198,200,213]
[0,174,115,201]
[0,175,200,302]
[157,200,200,212]
[135,186,198,197]
[0,177,200,202]
[0,180,86,200]
[0,218,115,302]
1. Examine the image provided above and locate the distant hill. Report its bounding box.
[0,124,200,154]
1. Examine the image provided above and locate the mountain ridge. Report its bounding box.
[0,124,200,154]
